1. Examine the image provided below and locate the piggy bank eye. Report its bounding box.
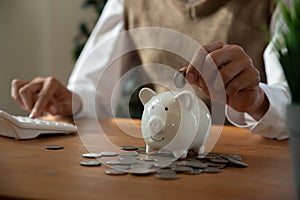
[165,107,168,111]
[151,106,155,109]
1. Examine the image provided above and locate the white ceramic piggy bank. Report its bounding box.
[139,87,211,159]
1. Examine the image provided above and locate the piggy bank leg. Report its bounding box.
[179,151,188,159]
[146,145,155,154]
[192,145,206,156]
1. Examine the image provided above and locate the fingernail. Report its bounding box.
[179,67,186,72]
[29,109,37,118]
[186,73,194,83]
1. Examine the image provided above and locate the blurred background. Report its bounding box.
[0,0,99,115]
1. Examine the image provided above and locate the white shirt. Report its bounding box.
[68,0,291,140]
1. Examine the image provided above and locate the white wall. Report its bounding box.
[0,0,95,115]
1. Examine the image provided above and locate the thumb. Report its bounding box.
[49,102,73,116]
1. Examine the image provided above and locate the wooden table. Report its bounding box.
[0,118,297,200]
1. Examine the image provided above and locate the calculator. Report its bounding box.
[0,110,77,140]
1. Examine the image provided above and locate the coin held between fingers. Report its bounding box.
[174,70,186,88]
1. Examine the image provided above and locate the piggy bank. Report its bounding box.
[139,87,211,159]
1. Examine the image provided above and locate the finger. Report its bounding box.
[18,80,45,110]
[186,47,208,83]
[226,68,260,96]
[202,40,226,53]
[209,45,248,67]
[186,41,226,84]
[11,79,29,110]
[30,77,60,118]
[216,60,246,89]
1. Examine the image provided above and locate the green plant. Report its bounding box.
[275,0,300,103]
[73,0,108,61]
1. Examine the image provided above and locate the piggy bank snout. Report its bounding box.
[149,116,165,136]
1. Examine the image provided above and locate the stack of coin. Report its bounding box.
[80,146,248,180]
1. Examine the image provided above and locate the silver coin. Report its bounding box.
[221,154,242,161]
[203,167,221,173]
[155,173,179,180]
[227,157,248,168]
[118,159,137,165]
[203,152,222,159]
[140,156,158,162]
[185,169,203,175]
[129,165,155,175]
[210,158,228,164]
[105,160,120,165]
[82,153,102,158]
[101,152,119,157]
[113,164,132,171]
[174,70,186,88]
[157,169,177,174]
[206,162,226,169]
[80,160,101,166]
[105,169,127,175]
[171,166,193,173]
[175,161,188,166]
[186,161,208,169]
[142,163,159,169]
[120,145,138,151]
[118,156,139,161]
[120,151,138,157]
[44,145,64,150]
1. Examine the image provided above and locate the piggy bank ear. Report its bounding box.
[139,87,157,105]
[174,91,195,110]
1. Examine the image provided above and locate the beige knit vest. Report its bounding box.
[122,0,275,84]
[119,0,275,120]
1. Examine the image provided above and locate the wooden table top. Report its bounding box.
[0,118,297,200]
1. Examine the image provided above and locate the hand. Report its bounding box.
[11,77,75,118]
[185,41,269,120]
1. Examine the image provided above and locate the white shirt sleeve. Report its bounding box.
[67,0,124,118]
[226,8,292,140]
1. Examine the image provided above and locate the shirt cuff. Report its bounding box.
[226,83,289,140]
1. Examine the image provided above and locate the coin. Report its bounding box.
[157,169,177,174]
[82,153,102,158]
[203,167,221,173]
[140,157,158,162]
[206,162,226,169]
[185,161,208,169]
[118,159,137,165]
[155,173,179,180]
[120,151,138,157]
[185,169,203,175]
[221,154,242,161]
[175,161,188,166]
[105,169,127,175]
[171,166,193,173]
[210,158,228,164]
[129,165,155,176]
[80,160,101,166]
[105,160,120,165]
[120,146,138,151]
[44,145,64,150]
[174,70,186,88]
[101,152,118,157]
[136,146,147,154]
[226,157,248,168]
[113,165,132,171]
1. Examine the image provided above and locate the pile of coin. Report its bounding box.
[80,146,248,180]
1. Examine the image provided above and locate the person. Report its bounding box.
[11,0,291,140]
